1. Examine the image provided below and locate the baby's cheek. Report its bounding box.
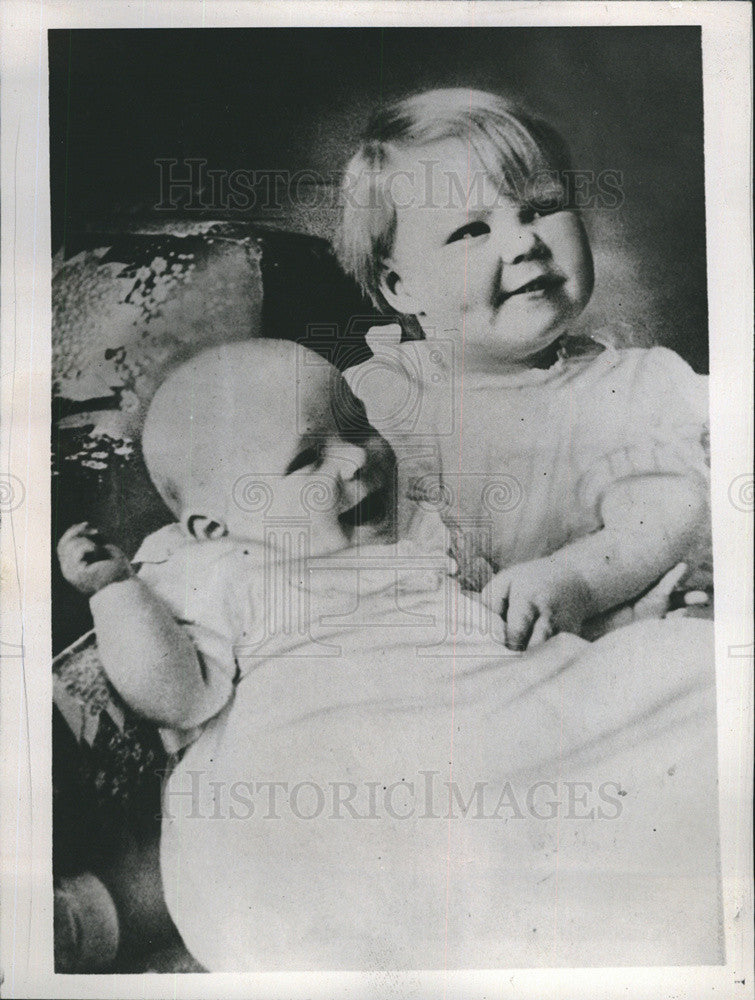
[443,285,476,318]
[555,217,594,300]
[428,271,470,310]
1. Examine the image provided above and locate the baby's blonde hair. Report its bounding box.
[335,88,572,308]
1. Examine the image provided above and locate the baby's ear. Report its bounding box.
[379,264,424,316]
[182,513,228,541]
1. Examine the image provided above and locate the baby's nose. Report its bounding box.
[324,442,367,482]
[494,211,539,265]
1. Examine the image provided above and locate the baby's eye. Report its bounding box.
[445,220,491,244]
[285,445,321,475]
[519,199,566,223]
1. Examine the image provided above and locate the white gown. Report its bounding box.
[156,541,720,971]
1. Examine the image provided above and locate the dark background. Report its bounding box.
[49,26,708,371]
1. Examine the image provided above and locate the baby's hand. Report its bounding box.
[57,522,133,596]
[480,558,594,651]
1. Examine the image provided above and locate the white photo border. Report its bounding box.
[1,2,752,998]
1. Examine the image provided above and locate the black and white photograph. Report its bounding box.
[0,3,752,997]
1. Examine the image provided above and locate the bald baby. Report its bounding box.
[141,340,398,555]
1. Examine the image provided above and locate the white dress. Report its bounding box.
[345,330,709,578]
[136,527,720,971]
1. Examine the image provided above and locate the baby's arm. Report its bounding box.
[58,523,230,729]
[482,472,707,650]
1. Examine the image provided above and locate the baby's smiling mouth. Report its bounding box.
[338,485,390,535]
[496,272,565,306]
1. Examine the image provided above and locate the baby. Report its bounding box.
[336,88,710,650]
[58,339,494,738]
[57,340,719,971]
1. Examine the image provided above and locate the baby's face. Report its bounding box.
[219,364,397,557]
[381,138,594,366]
